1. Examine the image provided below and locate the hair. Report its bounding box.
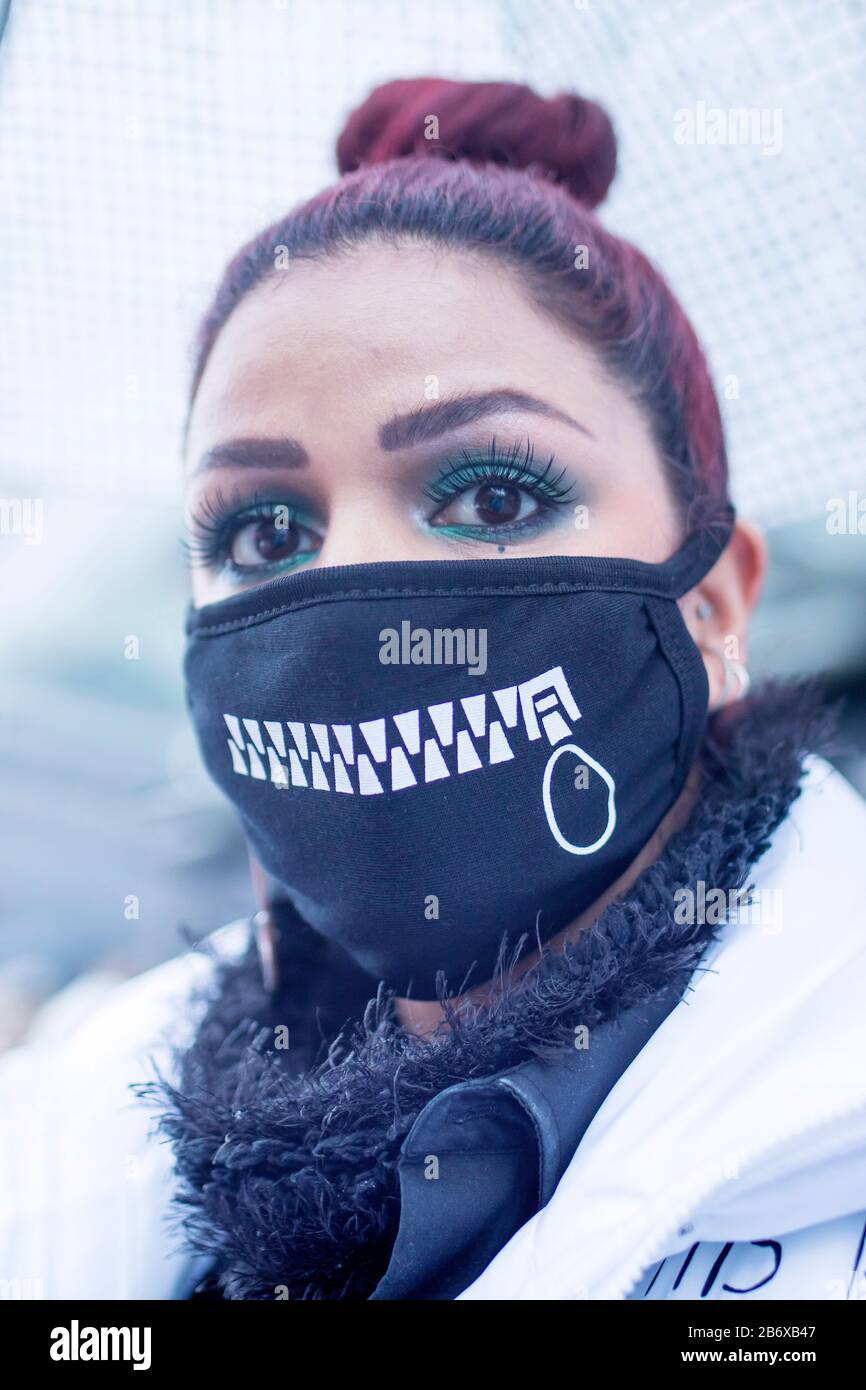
[186,77,729,531]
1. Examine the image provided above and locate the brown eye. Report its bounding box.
[229,513,320,570]
[474,482,522,524]
[431,478,540,530]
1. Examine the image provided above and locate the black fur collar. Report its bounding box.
[138,683,835,1300]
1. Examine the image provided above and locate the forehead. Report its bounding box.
[185,240,635,464]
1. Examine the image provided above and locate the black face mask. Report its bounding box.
[184,514,733,998]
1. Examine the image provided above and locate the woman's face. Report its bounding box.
[183,240,682,607]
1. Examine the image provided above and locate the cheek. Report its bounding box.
[605,491,681,562]
[542,471,681,563]
[603,449,682,559]
[190,570,213,608]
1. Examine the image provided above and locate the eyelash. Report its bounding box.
[424,438,577,513]
[182,489,301,570]
[182,439,578,572]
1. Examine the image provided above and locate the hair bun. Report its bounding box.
[336,77,617,209]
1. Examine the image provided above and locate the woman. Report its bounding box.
[4,78,866,1302]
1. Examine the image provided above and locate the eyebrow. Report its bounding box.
[379,389,595,451]
[190,388,594,476]
[190,436,309,476]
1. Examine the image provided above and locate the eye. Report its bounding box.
[432,479,542,528]
[228,509,320,570]
[425,440,578,537]
[183,493,322,580]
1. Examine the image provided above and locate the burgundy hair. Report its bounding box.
[188,78,729,530]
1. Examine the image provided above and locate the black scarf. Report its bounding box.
[137,682,836,1299]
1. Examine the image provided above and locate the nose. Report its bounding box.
[317,490,422,567]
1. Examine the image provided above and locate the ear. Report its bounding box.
[678,519,767,711]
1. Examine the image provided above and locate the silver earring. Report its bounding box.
[722,655,751,703]
[705,646,750,705]
[696,599,713,620]
[253,908,281,994]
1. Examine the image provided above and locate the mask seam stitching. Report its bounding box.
[644,596,705,785]
[189,580,693,637]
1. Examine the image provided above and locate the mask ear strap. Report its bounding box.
[661,503,737,599]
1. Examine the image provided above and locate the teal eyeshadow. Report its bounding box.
[221,541,321,582]
[432,511,568,544]
[220,500,322,576]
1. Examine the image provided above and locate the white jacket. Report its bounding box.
[2,756,865,1301]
